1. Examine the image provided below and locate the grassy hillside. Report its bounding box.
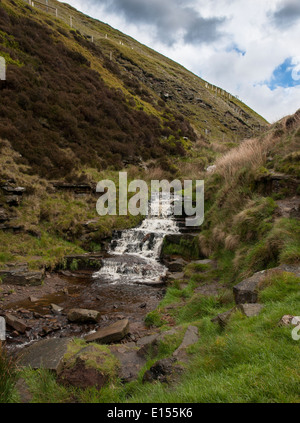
[0,0,267,179]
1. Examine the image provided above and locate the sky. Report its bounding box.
[64,0,300,123]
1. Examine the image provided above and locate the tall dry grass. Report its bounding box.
[214,109,300,182]
[214,135,273,180]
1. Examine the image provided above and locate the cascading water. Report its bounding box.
[93,193,180,285]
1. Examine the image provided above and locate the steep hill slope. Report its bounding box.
[0,0,267,178]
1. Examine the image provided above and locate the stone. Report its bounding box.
[51,304,63,313]
[109,344,146,383]
[233,271,267,304]
[85,319,129,344]
[194,259,213,265]
[5,313,28,334]
[237,303,264,317]
[143,358,177,383]
[29,296,39,303]
[58,344,118,390]
[0,208,9,222]
[1,185,26,195]
[19,338,72,373]
[233,266,300,304]
[63,253,103,271]
[137,328,177,359]
[167,272,185,280]
[206,165,217,173]
[173,326,199,358]
[211,308,236,328]
[67,308,101,323]
[0,267,44,286]
[168,259,188,273]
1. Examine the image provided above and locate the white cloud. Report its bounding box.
[64,0,300,122]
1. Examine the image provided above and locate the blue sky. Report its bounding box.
[64,0,300,122]
[267,58,300,90]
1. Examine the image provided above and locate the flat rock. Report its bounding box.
[85,319,129,344]
[18,338,72,373]
[166,272,185,281]
[5,313,28,334]
[109,344,146,383]
[237,303,264,317]
[0,268,44,286]
[67,308,101,323]
[193,259,213,266]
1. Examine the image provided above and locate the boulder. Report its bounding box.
[58,343,119,389]
[233,271,266,304]
[233,266,300,304]
[67,308,101,323]
[85,319,129,344]
[237,303,264,317]
[19,338,72,373]
[109,344,146,383]
[5,313,28,334]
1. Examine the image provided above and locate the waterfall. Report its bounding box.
[93,192,180,285]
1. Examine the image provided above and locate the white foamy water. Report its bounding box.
[93,193,180,285]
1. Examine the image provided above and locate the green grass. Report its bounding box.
[0,346,18,403]
[126,272,300,403]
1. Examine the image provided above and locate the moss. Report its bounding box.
[162,237,200,260]
[63,339,119,380]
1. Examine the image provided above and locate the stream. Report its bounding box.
[4,193,180,351]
